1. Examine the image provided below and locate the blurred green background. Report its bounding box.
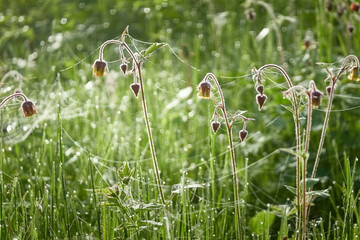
[1,0,360,238]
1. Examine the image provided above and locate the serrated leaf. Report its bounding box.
[144,43,165,57]
[284,185,296,195]
[300,178,320,189]
[306,190,330,198]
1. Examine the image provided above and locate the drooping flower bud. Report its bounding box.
[130,83,140,98]
[21,100,38,117]
[239,129,248,142]
[326,1,333,11]
[350,2,360,12]
[93,60,107,77]
[348,67,359,81]
[256,85,264,95]
[197,81,211,99]
[120,63,127,75]
[256,94,267,111]
[245,9,256,21]
[326,86,332,96]
[311,90,323,107]
[348,24,354,34]
[211,121,220,134]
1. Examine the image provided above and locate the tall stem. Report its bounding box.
[0,93,27,108]
[307,55,359,219]
[99,40,166,204]
[204,73,242,239]
[257,65,301,239]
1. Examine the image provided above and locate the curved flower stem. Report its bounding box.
[307,55,360,220]
[99,40,166,205]
[0,93,27,108]
[257,64,301,239]
[204,73,242,239]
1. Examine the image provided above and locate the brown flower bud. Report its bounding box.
[130,83,140,98]
[326,1,333,11]
[348,24,354,34]
[326,86,332,96]
[239,129,248,142]
[256,94,267,111]
[211,121,220,134]
[245,9,256,21]
[21,100,38,117]
[197,81,211,99]
[311,90,323,107]
[256,85,264,95]
[120,63,127,75]
[350,3,360,12]
[348,67,359,81]
[93,60,107,77]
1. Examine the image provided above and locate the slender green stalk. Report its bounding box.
[203,73,242,239]
[98,39,166,205]
[256,64,301,239]
[307,55,359,219]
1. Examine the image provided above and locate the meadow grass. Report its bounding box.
[1,0,360,239]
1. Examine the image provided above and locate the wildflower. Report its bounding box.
[93,60,107,77]
[130,83,140,98]
[211,121,220,134]
[348,24,354,34]
[350,2,360,12]
[348,67,359,81]
[197,81,211,99]
[120,63,127,75]
[326,86,332,96]
[21,100,38,117]
[311,90,323,107]
[326,1,333,11]
[256,85,264,95]
[256,94,267,111]
[239,129,248,142]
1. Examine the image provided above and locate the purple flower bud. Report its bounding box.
[239,129,248,142]
[197,81,211,99]
[211,121,220,134]
[21,100,38,117]
[93,60,107,77]
[256,85,264,95]
[256,94,267,111]
[311,90,323,107]
[120,63,127,75]
[326,86,332,96]
[130,83,140,98]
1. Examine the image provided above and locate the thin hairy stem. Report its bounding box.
[99,40,166,205]
[0,93,27,108]
[257,64,301,239]
[204,73,242,239]
[307,55,359,220]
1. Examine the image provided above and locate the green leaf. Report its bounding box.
[300,178,320,189]
[144,43,165,57]
[306,190,330,198]
[284,185,296,195]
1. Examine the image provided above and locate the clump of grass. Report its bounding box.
[197,72,254,239]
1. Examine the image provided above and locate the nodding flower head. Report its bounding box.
[326,86,332,96]
[350,2,360,12]
[211,121,220,134]
[120,63,128,75]
[93,60,107,77]
[256,94,267,111]
[197,81,211,99]
[311,90,323,107]
[239,129,248,142]
[256,84,264,95]
[21,100,38,117]
[130,83,140,98]
[348,67,359,81]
